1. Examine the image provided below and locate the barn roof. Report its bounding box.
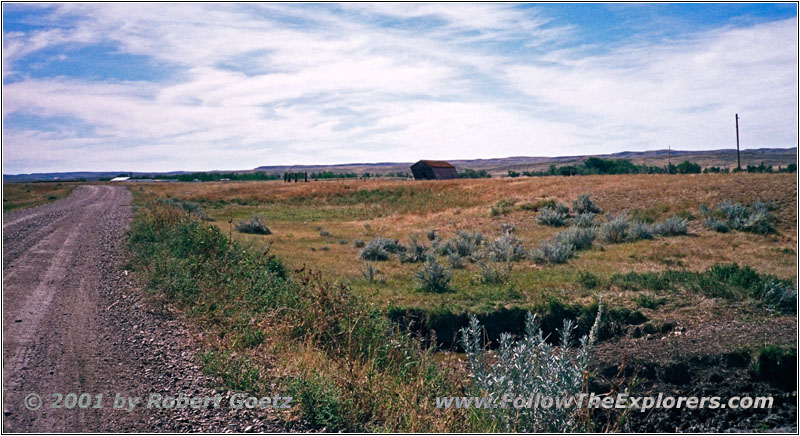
[417,160,455,168]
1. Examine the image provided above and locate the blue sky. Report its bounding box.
[2,3,797,173]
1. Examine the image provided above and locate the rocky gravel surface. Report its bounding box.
[3,185,286,432]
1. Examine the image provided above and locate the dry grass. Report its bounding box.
[128,174,796,430]
[3,182,77,212]
[130,173,796,327]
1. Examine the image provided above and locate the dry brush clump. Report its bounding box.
[160,197,213,221]
[400,233,431,263]
[597,214,629,243]
[360,262,385,283]
[627,220,653,241]
[360,237,405,261]
[572,212,596,227]
[487,231,526,262]
[530,239,575,264]
[536,203,570,227]
[651,216,688,236]
[597,214,686,243]
[475,259,512,284]
[555,226,596,251]
[235,215,272,235]
[437,230,486,259]
[700,200,776,235]
[572,193,601,214]
[460,301,602,432]
[414,254,452,293]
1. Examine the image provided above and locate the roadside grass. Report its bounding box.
[127,197,466,432]
[3,182,76,212]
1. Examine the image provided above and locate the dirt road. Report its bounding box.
[3,185,283,432]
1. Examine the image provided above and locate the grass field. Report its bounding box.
[133,174,796,319]
[2,182,76,212]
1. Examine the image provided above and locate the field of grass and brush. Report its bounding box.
[3,182,76,212]
[125,173,796,431]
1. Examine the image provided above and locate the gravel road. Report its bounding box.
[3,185,285,432]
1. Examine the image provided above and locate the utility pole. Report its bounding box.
[735,113,741,171]
[667,145,671,173]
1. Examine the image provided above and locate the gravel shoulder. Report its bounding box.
[3,185,285,432]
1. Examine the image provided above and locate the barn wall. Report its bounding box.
[432,167,458,179]
[411,162,458,180]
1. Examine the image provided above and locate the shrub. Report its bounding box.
[555,226,595,251]
[572,193,601,214]
[759,279,797,314]
[702,200,775,235]
[447,252,465,269]
[437,230,485,258]
[635,294,666,310]
[675,160,701,174]
[536,206,569,227]
[703,218,729,233]
[597,214,628,243]
[571,212,596,227]
[360,237,404,261]
[491,198,517,217]
[287,373,349,431]
[162,198,212,220]
[577,271,600,289]
[476,260,511,284]
[235,215,272,235]
[652,216,687,236]
[425,229,439,242]
[519,198,557,212]
[360,262,378,283]
[488,233,526,262]
[353,239,365,248]
[741,210,775,235]
[627,221,653,241]
[718,200,749,221]
[531,239,575,264]
[400,233,430,263]
[459,302,602,432]
[414,255,451,293]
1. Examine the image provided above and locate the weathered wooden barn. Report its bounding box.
[410,160,459,180]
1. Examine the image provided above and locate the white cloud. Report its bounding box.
[1,4,797,173]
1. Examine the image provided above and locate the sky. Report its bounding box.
[2,3,798,174]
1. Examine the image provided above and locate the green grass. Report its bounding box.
[490,198,517,216]
[611,263,796,313]
[635,294,667,310]
[287,186,478,216]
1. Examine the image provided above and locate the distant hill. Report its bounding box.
[254,147,797,176]
[4,147,796,182]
